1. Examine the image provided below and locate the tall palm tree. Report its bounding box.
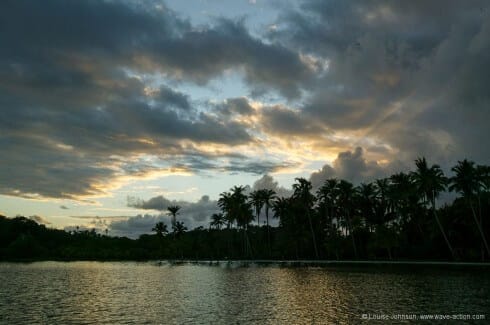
[449,159,490,257]
[218,192,234,228]
[389,172,418,226]
[221,186,254,257]
[317,179,339,229]
[249,190,264,226]
[412,157,456,259]
[374,178,397,224]
[261,189,276,255]
[167,205,181,230]
[293,178,319,259]
[317,179,340,255]
[230,186,253,229]
[273,197,301,259]
[272,197,290,226]
[335,180,358,258]
[358,182,377,231]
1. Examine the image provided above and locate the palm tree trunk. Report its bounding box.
[469,200,490,257]
[306,209,319,259]
[433,208,456,260]
[431,194,456,260]
[244,226,253,259]
[265,204,271,257]
[345,212,358,259]
[478,194,484,261]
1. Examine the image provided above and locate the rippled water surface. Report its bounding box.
[1,262,489,324]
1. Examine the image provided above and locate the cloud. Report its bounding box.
[260,105,325,136]
[270,0,490,168]
[309,147,403,188]
[127,194,219,222]
[216,97,254,116]
[252,174,292,198]
[2,1,312,97]
[2,0,489,204]
[0,0,315,200]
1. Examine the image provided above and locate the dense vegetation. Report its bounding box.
[1,158,489,262]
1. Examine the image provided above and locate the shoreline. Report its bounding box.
[3,259,490,267]
[164,259,490,267]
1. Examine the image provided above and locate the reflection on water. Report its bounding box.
[0,262,489,324]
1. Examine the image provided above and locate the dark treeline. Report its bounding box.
[1,158,489,262]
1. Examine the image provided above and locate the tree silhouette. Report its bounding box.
[152,222,168,238]
[259,189,276,256]
[293,178,319,259]
[413,157,456,259]
[335,180,358,258]
[450,159,490,258]
[173,221,187,237]
[249,190,264,227]
[210,213,226,230]
[167,205,181,228]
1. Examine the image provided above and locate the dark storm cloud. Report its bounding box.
[271,0,490,167]
[156,86,192,111]
[1,1,311,96]
[260,105,325,136]
[164,149,296,176]
[149,18,313,98]
[2,0,490,201]
[1,0,312,199]
[216,97,254,116]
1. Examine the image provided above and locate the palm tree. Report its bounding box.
[317,179,339,228]
[272,197,301,259]
[335,180,358,258]
[231,186,254,257]
[249,190,264,226]
[449,159,490,257]
[210,213,226,230]
[293,178,319,259]
[317,179,340,256]
[389,172,420,226]
[412,157,455,259]
[272,197,290,226]
[173,221,187,237]
[374,178,395,223]
[478,165,490,192]
[167,205,181,229]
[152,221,168,238]
[218,192,234,228]
[261,189,276,256]
[358,182,377,231]
[219,186,254,258]
[230,186,253,229]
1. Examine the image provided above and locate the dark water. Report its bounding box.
[0,262,489,324]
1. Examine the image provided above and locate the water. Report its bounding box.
[0,262,489,324]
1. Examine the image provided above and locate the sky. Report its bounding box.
[1,0,489,237]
